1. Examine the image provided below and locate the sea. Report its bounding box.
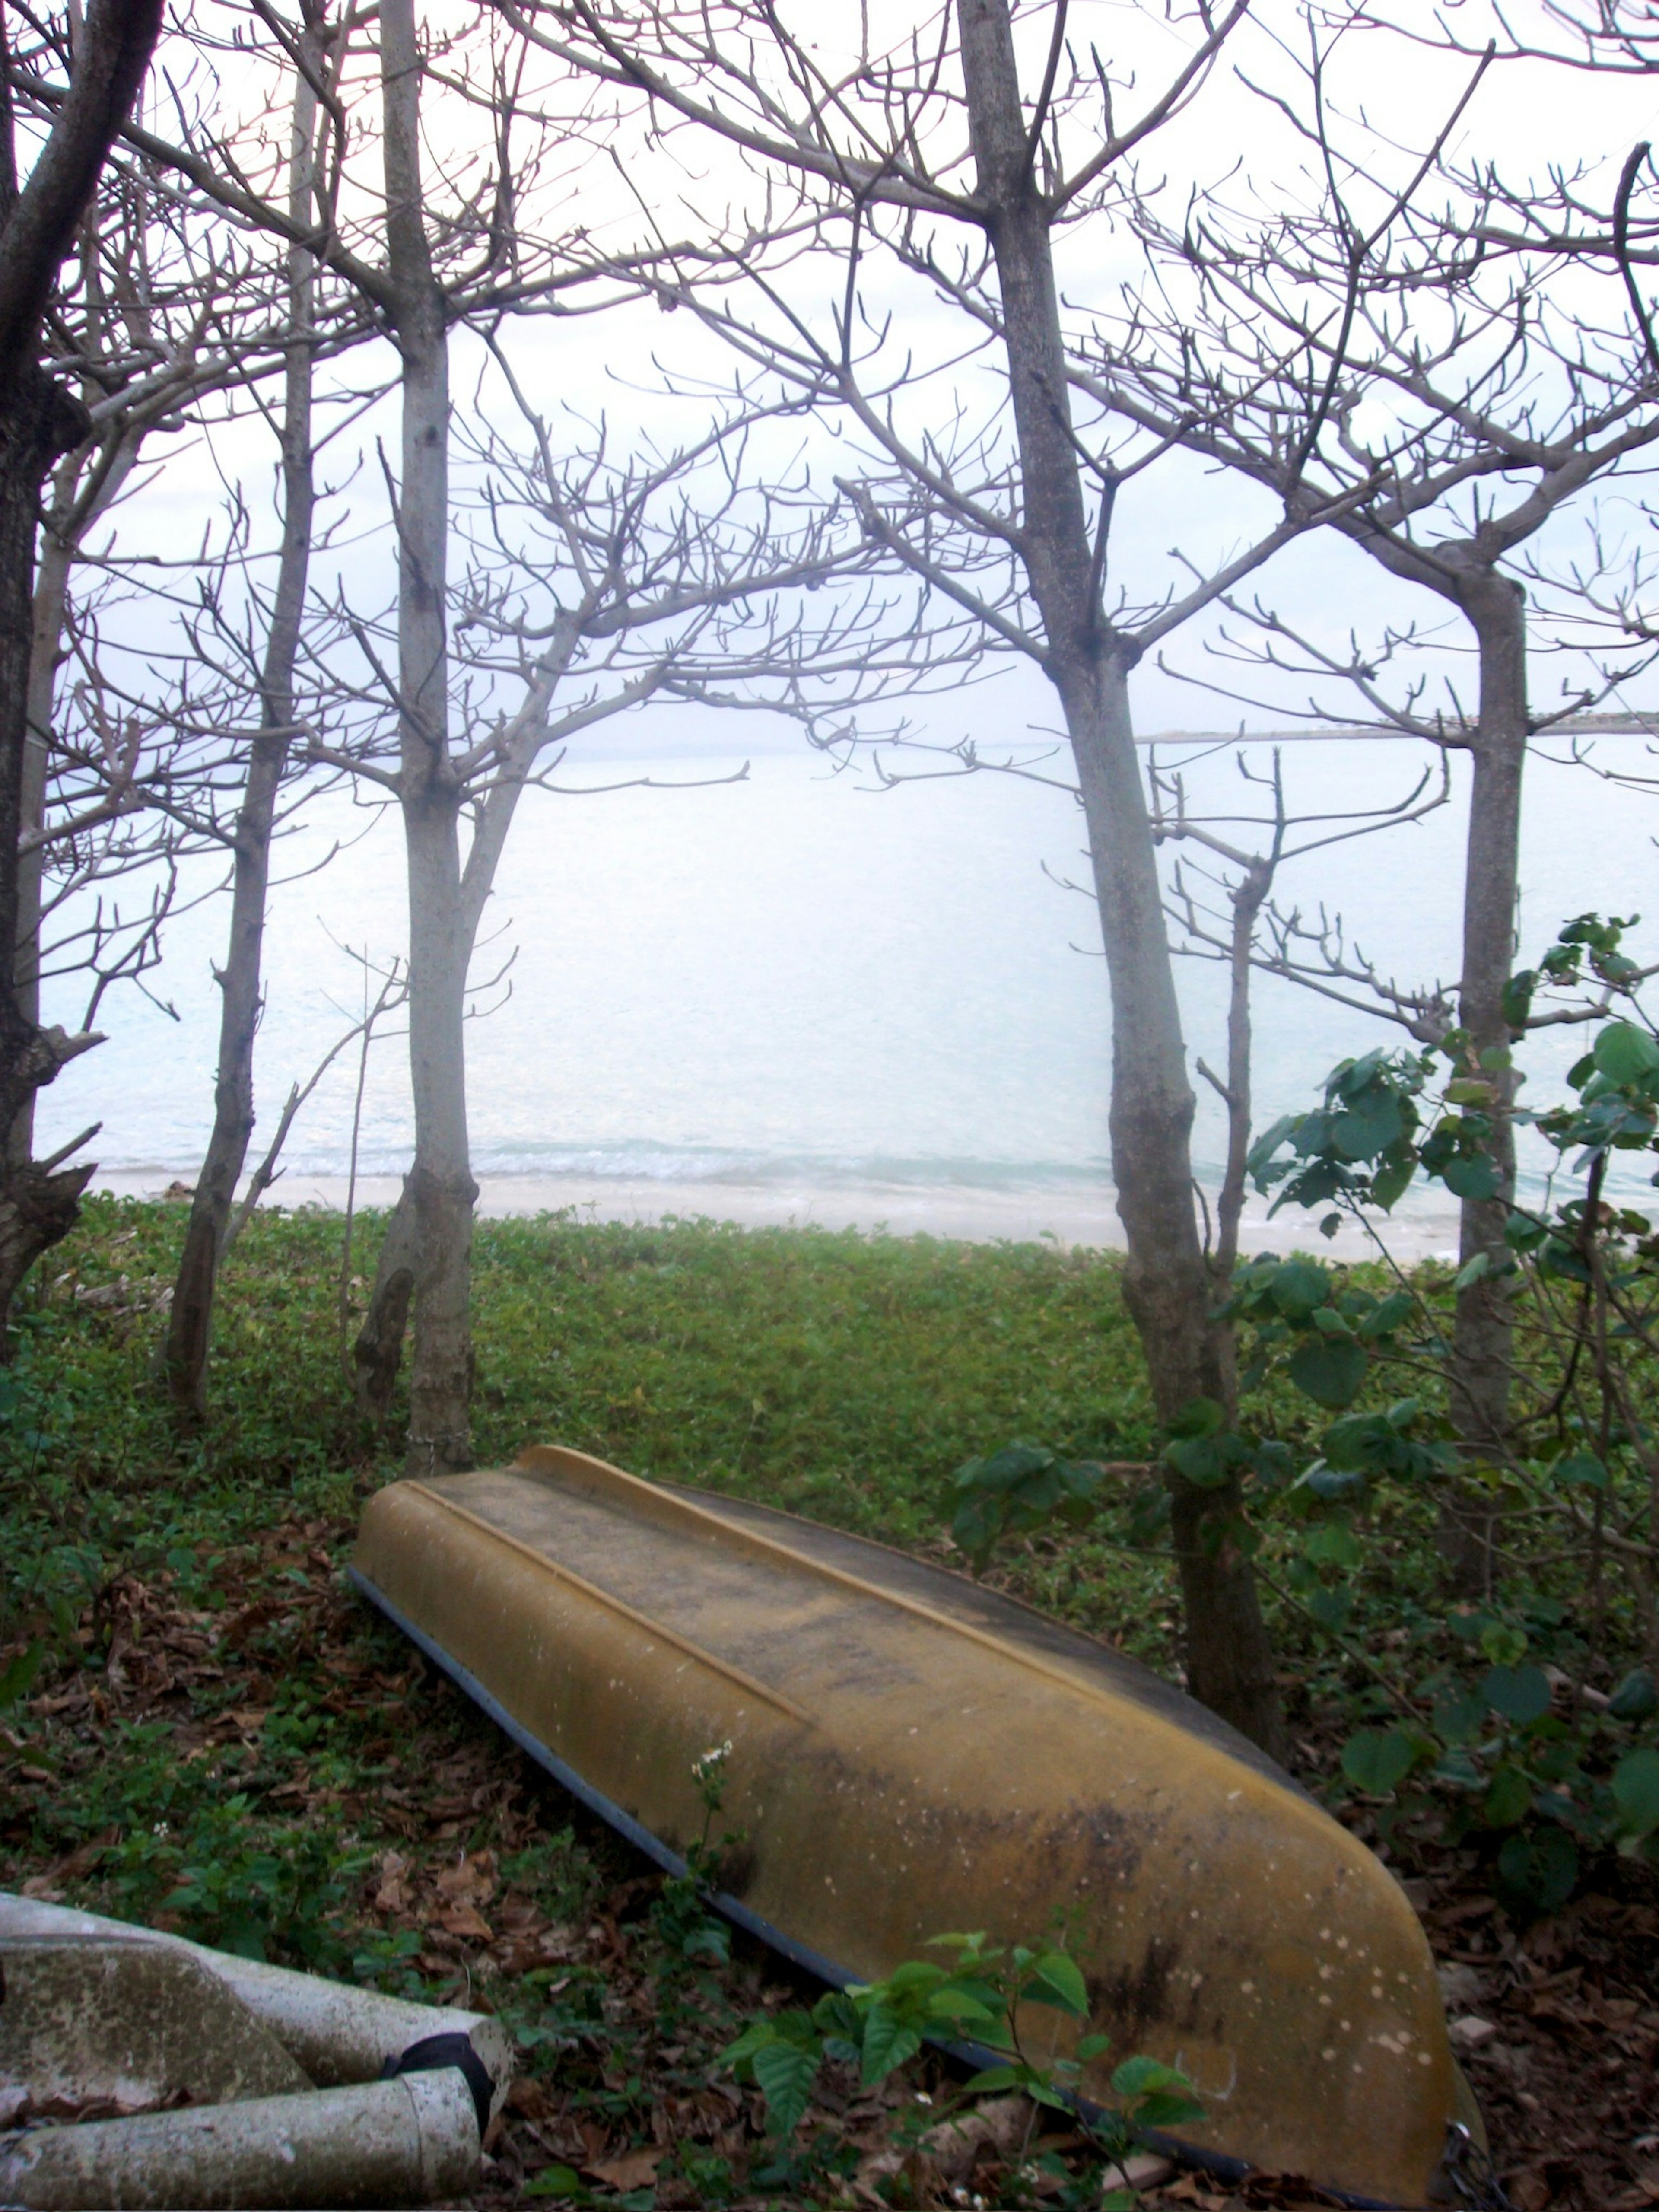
[33,732,1659,1263]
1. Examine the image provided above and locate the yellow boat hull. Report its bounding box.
[351,1447,1464,2205]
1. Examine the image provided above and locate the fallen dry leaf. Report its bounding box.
[436,1850,497,1905]
[435,1900,493,1941]
[586,2146,664,2190]
[920,2091,1030,2180]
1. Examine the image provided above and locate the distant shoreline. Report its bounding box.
[84,1167,1465,1262]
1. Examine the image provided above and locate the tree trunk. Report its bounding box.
[0,371,99,1340]
[164,44,320,1420]
[9,522,73,1170]
[381,0,475,1474]
[956,0,1283,1756]
[0,0,166,1334]
[1441,573,1527,1591]
[354,1178,417,1419]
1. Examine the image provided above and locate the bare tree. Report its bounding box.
[0,0,166,1334]
[163,4,338,1419]
[493,0,1432,1751]
[327,353,956,1443]
[1080,47,1659,1577]
[1149,742,1450,1277]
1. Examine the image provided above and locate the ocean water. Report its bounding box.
[35,735,1659,1256]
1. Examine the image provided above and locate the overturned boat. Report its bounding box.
[352,1445,1472,2206]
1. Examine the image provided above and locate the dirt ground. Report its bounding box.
[3,1522,1655,2210]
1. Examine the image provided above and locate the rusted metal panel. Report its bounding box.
[353,1445,1467,2205]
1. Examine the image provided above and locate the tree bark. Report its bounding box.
[1214,859,1273,1286]
[0,369,101,1335]
[164,38,321,1419]
[0,0,165,1334]
[353,1177,417,1420]
[956,0,1284,1756]
[1441,572,1528,1591]
[10,519,74,1170]
[381,0,476,1474]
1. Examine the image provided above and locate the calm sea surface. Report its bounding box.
[35,737,1659,1258]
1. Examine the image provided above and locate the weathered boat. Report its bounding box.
[352,1445,1475,2206]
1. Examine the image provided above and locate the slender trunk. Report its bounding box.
[9,525,73,1170]
[0,372,99,1341]
[163,50,320,1419]
[0,0,166,1335]
[381,0,474,1474]
[1214,860,1271,1285]
[1441,574,1526,1590]
[957,0,1283,1755]
[354,1177,416,1419]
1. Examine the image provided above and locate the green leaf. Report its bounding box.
[1270,1260,1332,1321]
[1307,1586,1353,1634]
[1341,1728,1417,1796]
[1434,1690,1488,1744]
[1135,2088,1209,2130]
[1245,1115,1298,1179]
[1552,1452,1609,1491]
[950,1492,1003,1564]
[1496,1828,1579,1914]
[1483,1764,1533,1829]
[1452,1251,1492,1291]
[1027,1950,1089,2018]
[858,2004,922,2086]
[957,1442,1054,1494]
[1441,1154,1501,1201]
[1500,971,1535,1026]
[1592,1020,1659,1085]
[961,2064,1020,2095]
[1109,2055,1204,2129]
[1358,1291,1415,1339]
[1302,1521,1362,1569]
[1480,1622,1527,1666]
[1482,1664,1552,1726]
[922,1984,998,2027]
[0,1641,44,1711]
[1330,1089,1405,1160]
[720,2019,780,2069]
[1287,1336,1368,1410]
[1612,1748,1659,1836]
[1166,1397,1226,1440]
[1165,1433,1232,1489]
[752,2037,821,2136]
[522,2165,588,2201]
[1608,1668,1657,1722]
[1370,1151,1417,1211]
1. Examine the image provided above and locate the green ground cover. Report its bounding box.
[2,1197,1655,2208]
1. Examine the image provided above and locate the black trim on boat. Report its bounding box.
[348,1565,1398,2211]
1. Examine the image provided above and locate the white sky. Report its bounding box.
[35,1,1659,1190]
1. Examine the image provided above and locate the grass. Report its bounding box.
[1,1196,1656,2209]
[3,1196,1183,1661]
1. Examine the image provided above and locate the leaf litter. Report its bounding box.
[3,1513,1653,2209]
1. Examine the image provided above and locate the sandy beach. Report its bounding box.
[88,1166,1465,1264]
